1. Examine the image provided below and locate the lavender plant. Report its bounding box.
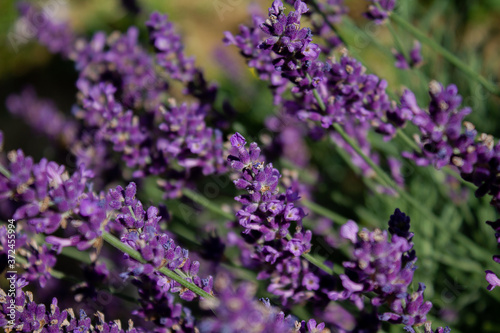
[1,0,499,331]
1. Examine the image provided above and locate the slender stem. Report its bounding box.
[385,20,409,63]
[441,168,476,190]
[414,326,424,333]
[396,129,420,152]
[182,188,234,220]
[128,206,136,220]
[302,199,349,225]
[17,253,140,304]
[312,87,326,111]
[285,234,341,275]
[102,231,214,300]
[330,139,381,192]
[0,164,11,178]
[308,0,347,47]
[59,244,92,264]
[331,123,394,189]
[389,12,500,97]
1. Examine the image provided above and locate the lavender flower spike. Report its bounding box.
[227,132,331,305]
[333,209,431,327]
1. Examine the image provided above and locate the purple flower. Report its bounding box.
[485,270,500,291]
[388,208,413,241]
[302,273,320,291]
[340,220,359,243]
[365,0,396,24]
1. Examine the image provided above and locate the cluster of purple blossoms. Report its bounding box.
[227,133,447,331]
[225,0,409,187]
[71,26,166,113]
[0,283,144,332]
[155,101,226,196]
[364,0,396,24]
[393,41,424,70]
[76,82,148,170]
[228,133,306,241]
[19,1,166,113]
[228,133,329,305]
[75,80,225,197]
[18,243,57,288]
[334,209,431,328]
[6,87,78,146]
[0,145,213,300]
[400,81,500,285]
[0,133,211,330]
[0,148,93,242]
[16,2,76,57]
[0,144,94,288]
[146,12,218,106]
[259,1,320,71]
[199,273,325,333]
[15,4,226,197]
[223,13,290,105]
[110,183,213,302]
[402,82,474,171]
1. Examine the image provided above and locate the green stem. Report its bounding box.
[396,129,420,152]
[331,122,394,189]
[18,253,139,304]
[389,12,500,97]
[302,199,349,225]
[285,234,341,275]
[128,206,136,220]
[385,19,409,63]
[331,139,381,192]
[182,188,234,220]
[441,168,476,191]
[102,231,213,300]
[308,0,348,47]
[0,164,11,178]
